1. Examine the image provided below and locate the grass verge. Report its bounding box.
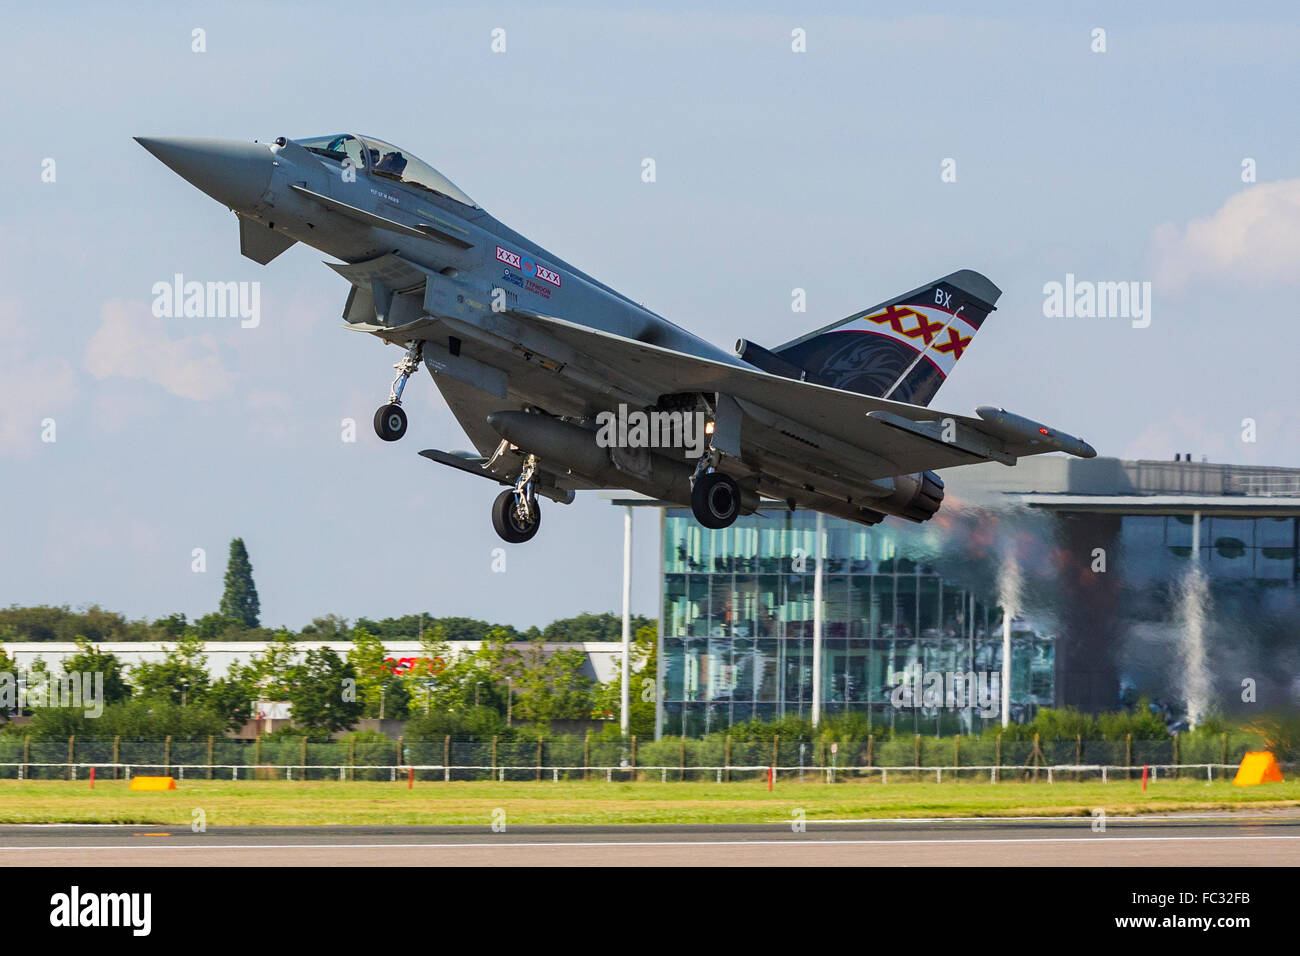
[0,776,1297,826]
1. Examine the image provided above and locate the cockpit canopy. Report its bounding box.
[297,133,478,208]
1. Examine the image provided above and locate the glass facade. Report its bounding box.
[1119,515,1299,586]
[660,509,1055,736]
[656,502,1300,736]
[1110,513,1300,718]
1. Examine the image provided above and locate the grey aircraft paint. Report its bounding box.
[137,133,1095,542]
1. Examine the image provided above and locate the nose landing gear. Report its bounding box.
[374,404,407,442]
[373,341,422,442]
[492,453,543,543]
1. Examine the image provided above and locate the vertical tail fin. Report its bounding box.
[771,269,1000,407]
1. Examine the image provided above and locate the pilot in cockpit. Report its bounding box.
[375,150,408,176]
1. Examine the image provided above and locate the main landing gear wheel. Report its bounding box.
[492,488,542,543]
[691,471,740,529]
[373,403,408,442]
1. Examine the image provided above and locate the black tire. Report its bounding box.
[691,471,740,529]
[374,403,408,442]
[491,488,541,543]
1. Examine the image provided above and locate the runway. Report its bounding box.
[3,815,1297,866]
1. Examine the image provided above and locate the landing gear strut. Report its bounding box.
[492,454,542,543]
[374,341,422,442]
[689,450,740,529]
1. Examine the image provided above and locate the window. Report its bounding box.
[298,134,367,171]
[357,136,478,207]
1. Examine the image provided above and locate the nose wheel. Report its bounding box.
[374,404,408,442]
[373,341,422,442]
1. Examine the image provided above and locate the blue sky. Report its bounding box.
[2,2,1297,630]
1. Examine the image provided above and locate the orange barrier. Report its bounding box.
[1233,752,1283,786]
[129,776,177,791]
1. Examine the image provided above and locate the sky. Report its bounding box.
[2,2,1298,632]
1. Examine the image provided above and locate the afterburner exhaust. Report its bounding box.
[871,470,945,522]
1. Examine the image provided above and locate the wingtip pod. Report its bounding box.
[975,405,1096,459]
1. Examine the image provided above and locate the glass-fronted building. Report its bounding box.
[630,457,1300,737]
[661,510,1054,737]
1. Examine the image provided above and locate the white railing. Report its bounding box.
[1229,474,1300,497]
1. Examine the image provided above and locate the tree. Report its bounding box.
[190,612,246,641]
[286,647,362,735]
[418,625,509,716]
[219,538,261,628]
[347,624,407,719]
[131,635,210,706]
[590,623,657,735]
[0,643,15,723]
[503,633,594,725]
[403,704,505,738]
[300,614,349,637]
[541,611,654,643]
[19,697,228,739]
[241,630,298,699]
[0,604,128,642]
[61,638,132,706]
[151,612,188,638]
[205,673,257,733]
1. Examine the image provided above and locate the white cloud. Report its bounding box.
[1150,179,1300,291]
[84,299,235,400]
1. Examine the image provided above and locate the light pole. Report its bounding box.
[620,505,633,736]
[1001,612,1011,728]
[811,511,825,728]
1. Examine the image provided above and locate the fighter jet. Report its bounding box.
[136,133,1095,543]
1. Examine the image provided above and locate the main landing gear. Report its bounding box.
[374,341,422,442]
[492,453,542,543]
[689,451,741,529]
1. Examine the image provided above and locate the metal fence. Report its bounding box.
[0,761,1267,785]
[0,730,1273,783]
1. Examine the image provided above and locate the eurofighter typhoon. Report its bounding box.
[137,133,1095,543]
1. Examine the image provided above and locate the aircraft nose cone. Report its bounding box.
[135,136,273,211]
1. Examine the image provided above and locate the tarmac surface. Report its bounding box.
[2,814,1297,865]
